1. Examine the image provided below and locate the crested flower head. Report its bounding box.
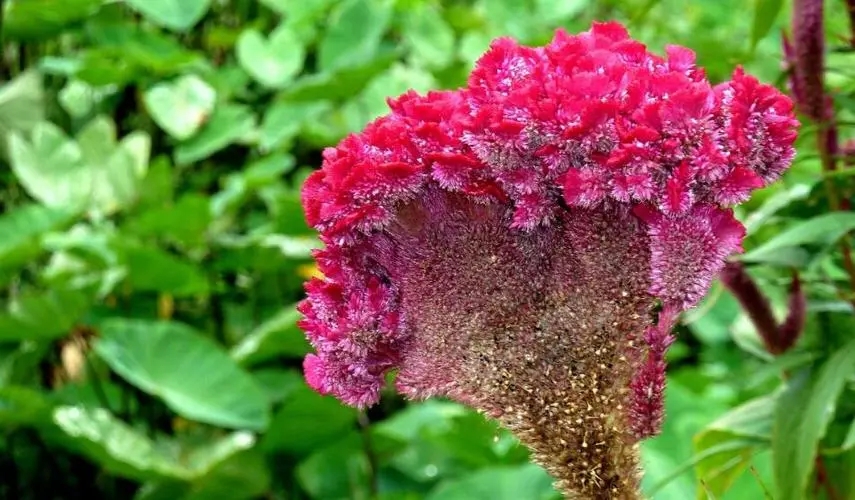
[299,22,797,499]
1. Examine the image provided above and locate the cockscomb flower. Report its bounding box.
[299,22,797,499]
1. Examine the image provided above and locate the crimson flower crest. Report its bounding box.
[298,22,797,498]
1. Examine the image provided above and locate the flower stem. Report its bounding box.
[815,455,842,500]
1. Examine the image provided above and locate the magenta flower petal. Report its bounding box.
[299,22,798,499]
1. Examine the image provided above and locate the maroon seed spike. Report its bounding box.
[719,261,783,355]
[792,0,826,121]
[777,271,806,354]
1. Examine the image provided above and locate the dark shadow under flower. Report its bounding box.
[299,22,798,499]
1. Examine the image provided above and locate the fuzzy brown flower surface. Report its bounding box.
[298,22,798,499]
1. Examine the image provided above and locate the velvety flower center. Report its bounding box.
[366,191,654,497]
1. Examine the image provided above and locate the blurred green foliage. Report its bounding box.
[1,0,854,499]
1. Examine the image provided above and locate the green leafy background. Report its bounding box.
[1,0,854,499]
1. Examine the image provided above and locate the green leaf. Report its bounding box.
[375,400,468,442]
[0,203,77,269]
[481,0,539,41]
[174,104,255,165]
[262,383,356,453]
[0,70,44,141]
[210,154,295,216]
[842,417,855,452]
[124,194,211,247]
[692,395,775,496]
[0,287,93,342]
[262,188,314,235]
[377,403,500,483]
[236,26,305,89]
[773,339,855,500]
[3,0,103,41]
[339,64,436,133]
[51,406,175,481]
[259,101,331,152]
[94,319,271,431]
[641,380,730,498]
[144,75,216,140]
[252,369,303,404]
[0,385,53,428]
[125,0,212,31]
[78,24,201,83]
[317,0,393,71]
[744,184,811,235]
[746,350,819,389]
[179,446,270,500]
[283,51,398,102]
[701,395,775,441]
[426,464,558,500]
[426,412,512,467]
[750,0,783,50]
[58,79,102,119]
[137,156,175,209]
[294,432,404,499]
[294,433,373,499]
[401,5,456,68]
[820,447,855,500]
[51,405,259,481]
[742,212,855,264]
[8,117,150,216]
[119,243,209,296]
[230,306,309,366]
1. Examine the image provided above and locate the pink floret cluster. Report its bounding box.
[300,22,798,408]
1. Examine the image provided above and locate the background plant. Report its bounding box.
[0,0,853,499]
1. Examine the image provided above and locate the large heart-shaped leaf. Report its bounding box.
[51,406,258,481]
[236,26,305,89]
[94,319,270,430]
[144,75,216,140]
[0,70,44,141]
[51,406,178,481]
[124,0,212,32]
[8,117,150,216]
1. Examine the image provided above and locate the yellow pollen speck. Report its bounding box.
[297,263,323,279]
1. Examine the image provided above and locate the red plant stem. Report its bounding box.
[815,455,842,500]
[719,262,783,354]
